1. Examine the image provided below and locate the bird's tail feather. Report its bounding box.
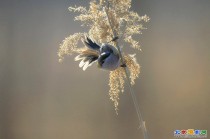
[82,36,100,51]
[75,54,98,71]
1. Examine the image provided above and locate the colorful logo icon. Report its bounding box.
[201,130,207,135]
[181,130,187,135]
[174,129,207,138]
[187,129,194,135]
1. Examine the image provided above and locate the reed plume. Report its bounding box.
[58,0,149,111]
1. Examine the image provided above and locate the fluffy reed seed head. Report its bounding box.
[109,54,140,112]
[58,0,148,112]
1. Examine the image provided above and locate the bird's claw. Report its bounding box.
[111,36,119,42]
[121,63,127,67]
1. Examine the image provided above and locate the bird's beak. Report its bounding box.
[97,62,102,68]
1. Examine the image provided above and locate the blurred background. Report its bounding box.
[0,0,210,139]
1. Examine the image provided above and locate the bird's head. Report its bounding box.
[97,44,120,69]
[100,44,119,55]
[97,51,111,68]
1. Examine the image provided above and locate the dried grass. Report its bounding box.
[58,0,149,111]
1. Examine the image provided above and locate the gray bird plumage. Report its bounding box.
[75,36,120,71]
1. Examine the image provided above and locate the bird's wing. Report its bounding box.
[83,36,100,51]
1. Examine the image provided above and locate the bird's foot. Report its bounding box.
[111,36,119,42]
[120,63,127,67]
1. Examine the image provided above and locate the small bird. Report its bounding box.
[75,36,121,71]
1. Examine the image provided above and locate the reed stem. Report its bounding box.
[104,1,148,139]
